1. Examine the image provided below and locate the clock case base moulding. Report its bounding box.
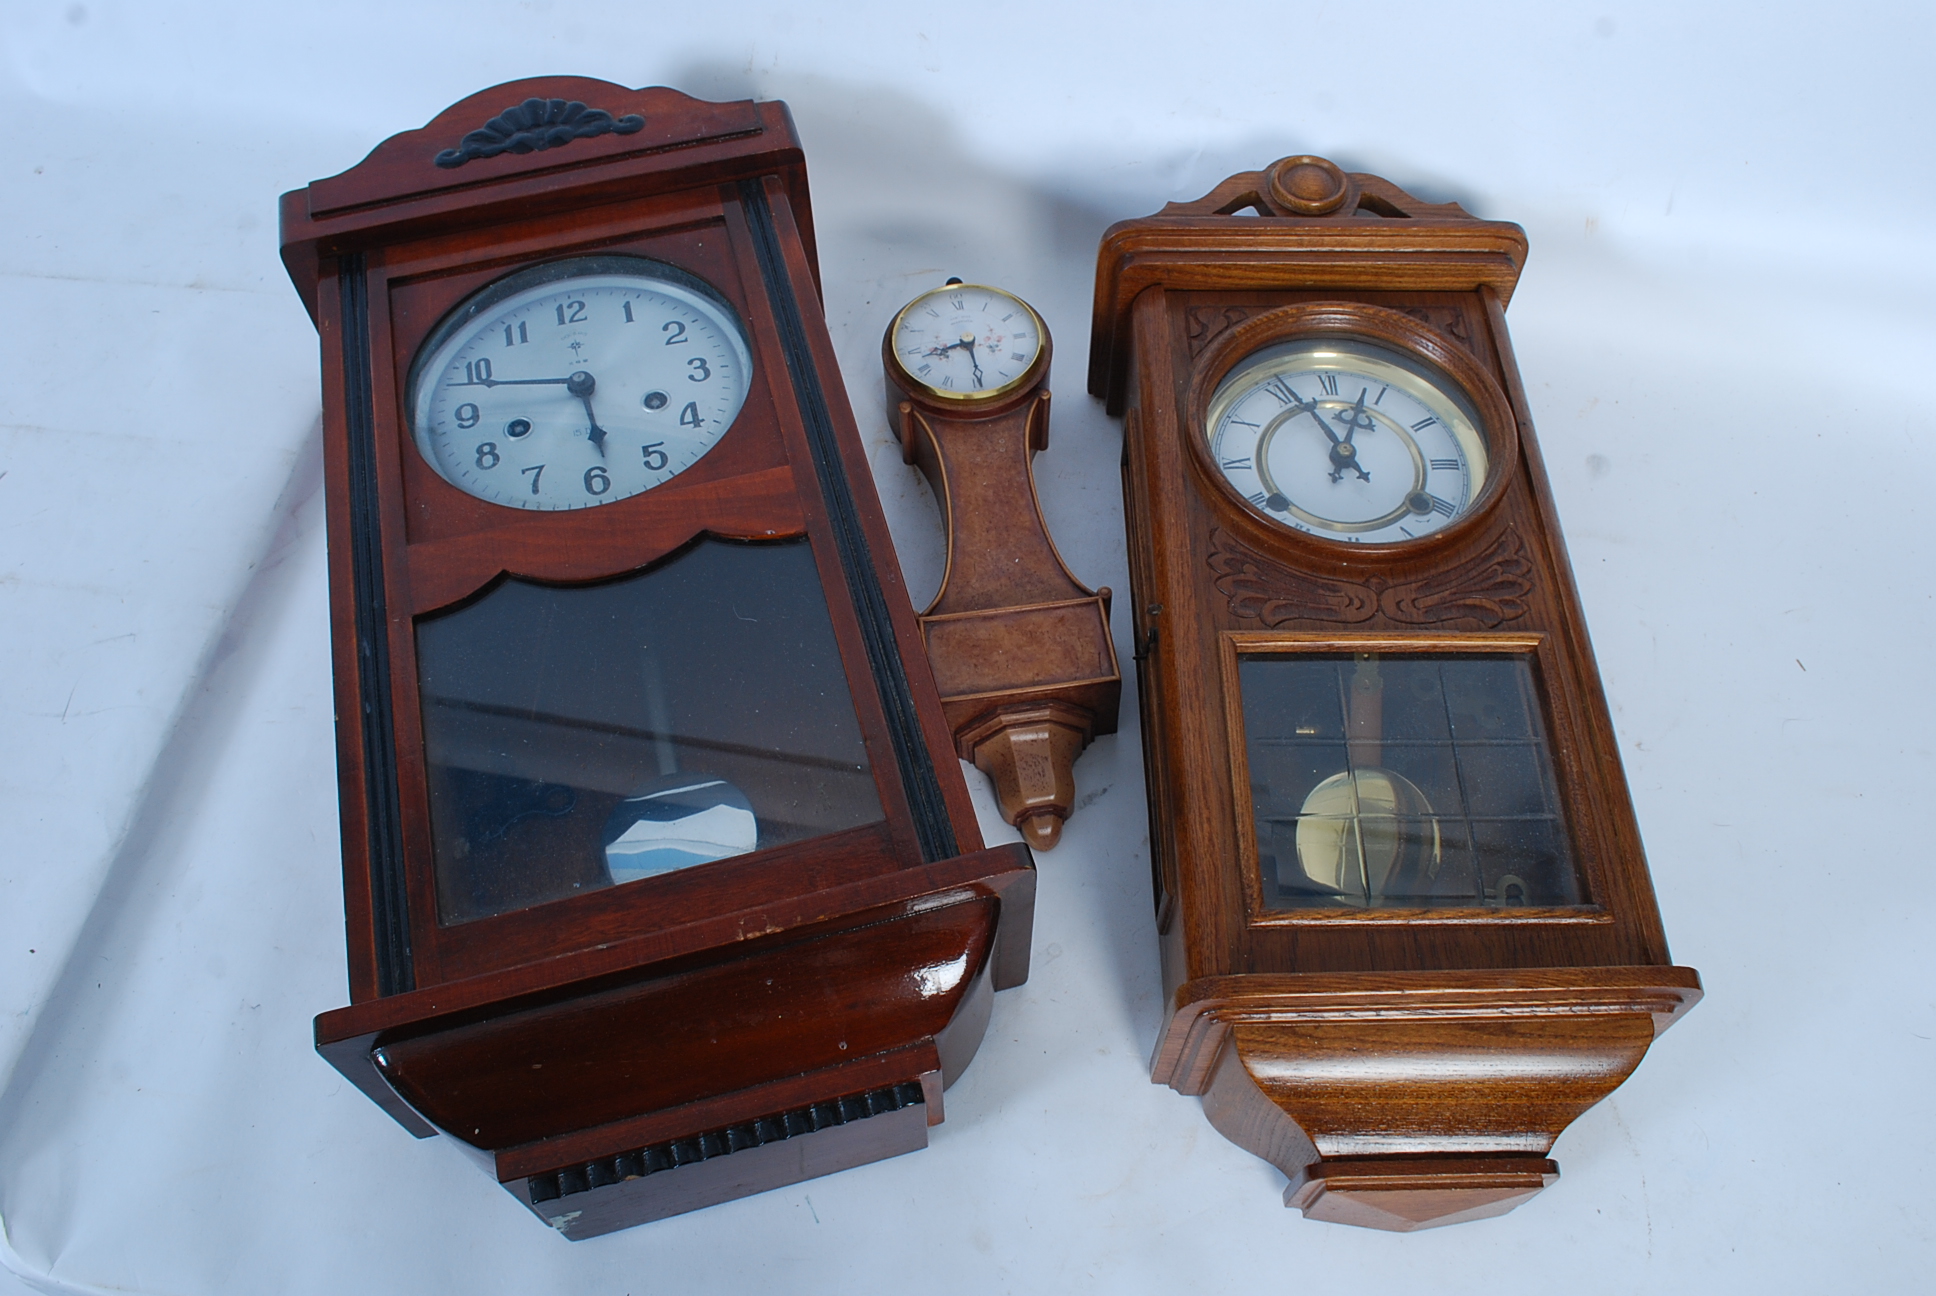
[281,80,1034,1239]
[1090,156,1701,1230]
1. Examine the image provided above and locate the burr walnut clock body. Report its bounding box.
[1089,156,1699,1231]
[280,79,1032,1239]
[881,279,1120,850]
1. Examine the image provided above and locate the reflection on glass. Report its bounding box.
[416,538,884,924]
[1238,652,1582,910]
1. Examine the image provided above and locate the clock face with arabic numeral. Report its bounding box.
[1206,336,1491,545]
[408,255,752,511]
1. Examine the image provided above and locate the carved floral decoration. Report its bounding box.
[1207,525,1534,628]
[1186,306,1248,356]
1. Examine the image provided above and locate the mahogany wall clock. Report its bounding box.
[1088,155,1700,1231]
[279,79,1034,1239]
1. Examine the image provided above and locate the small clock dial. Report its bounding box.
[888,282,1043,399]
[409,257,752,511]
[1206,338,1490,544]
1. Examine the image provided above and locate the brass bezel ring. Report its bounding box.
[1186,301,1520,559]
[883,282,1050,406]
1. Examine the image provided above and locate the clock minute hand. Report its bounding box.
[1289,393,1342,446]
[454,375,575,388]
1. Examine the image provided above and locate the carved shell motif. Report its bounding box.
[435,98,646,169]
[1208,526,1534,628]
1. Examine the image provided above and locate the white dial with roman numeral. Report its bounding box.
[886,281,1044,400]
[408,256,752,512]
[1205,337,1490,545]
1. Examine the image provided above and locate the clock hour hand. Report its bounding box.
[1292,394,1366,484]
[1334,389,1376,445]
[565,369,607,456]
[1324,390,1374,482]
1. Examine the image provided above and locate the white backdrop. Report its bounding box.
[2,3,1932,1292]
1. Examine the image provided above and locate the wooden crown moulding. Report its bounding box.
[281,82,818,323]
[1088,156,1529,414]
[1088,155,1699,1230]
[282,79,1034,1238]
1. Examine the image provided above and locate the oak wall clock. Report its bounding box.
[1088,156,1700,1231]
[280,79,1034,1240]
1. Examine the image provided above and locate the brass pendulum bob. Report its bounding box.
[1294,655,1441,904]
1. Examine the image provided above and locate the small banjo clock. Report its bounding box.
[1088,156,1700,1230]
[279,79,1033,1239]
[881,279,1121,850]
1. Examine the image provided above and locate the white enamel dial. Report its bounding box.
[409,257,752,511]
[887,281,1043,399]
[1206,338,1490,545]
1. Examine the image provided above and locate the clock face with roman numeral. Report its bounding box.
[886,281,1044,401]
[1205,336,1490,545]
[408,255,751,512]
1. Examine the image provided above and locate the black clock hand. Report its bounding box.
[1322,389,1374,482]
[565,370,607,456]
[964,334,983,388]
[450,375,575,388]
[1289,393,1341,446]
[1334,389,1375,445]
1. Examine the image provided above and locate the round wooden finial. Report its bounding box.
[1266,156,1353,216]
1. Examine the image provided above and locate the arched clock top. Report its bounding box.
[1159,153,1481,222]
[1087,157,1528,413]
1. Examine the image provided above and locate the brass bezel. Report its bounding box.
[1186,302,1519,557]
[884,282,1050,405]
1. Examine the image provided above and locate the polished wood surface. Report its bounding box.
[1089,158,1700,1228]
[883,308,1120,848]
[283,80,1033,1236]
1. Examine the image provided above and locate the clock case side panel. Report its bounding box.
[1121,288,1247,994]
[733,175,984,864]
[313,259,411,1005]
